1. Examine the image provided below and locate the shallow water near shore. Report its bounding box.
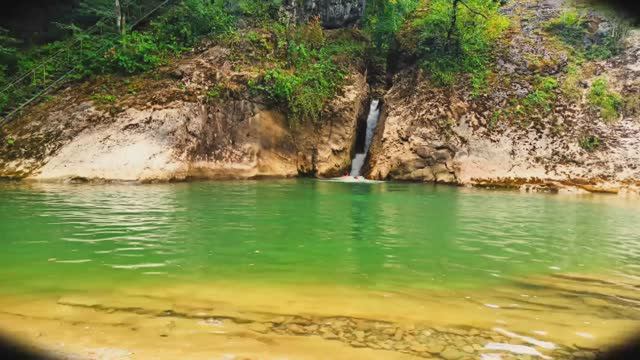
[0,180,639,359]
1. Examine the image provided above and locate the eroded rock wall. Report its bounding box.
[367,0,640,195]
[0,46,368,182]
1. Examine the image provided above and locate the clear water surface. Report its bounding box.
[1,180,639,295]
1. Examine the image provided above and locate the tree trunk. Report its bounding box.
[115,0,125,35]
[446,0,459,52]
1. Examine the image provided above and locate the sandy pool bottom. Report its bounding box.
[0,273,639,360]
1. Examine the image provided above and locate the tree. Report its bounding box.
[115,0,126,35]
[364,0,420,52]
[0,28,19,112]
[76,0,161,35]
[410,0,509,85]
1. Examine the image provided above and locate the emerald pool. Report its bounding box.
[0,180,639,359]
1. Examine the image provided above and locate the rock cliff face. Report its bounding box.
[283,0,366,28]
[0,46,368,182]
[367,0,640,195]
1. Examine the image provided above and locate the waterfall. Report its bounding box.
[350,99,381,177]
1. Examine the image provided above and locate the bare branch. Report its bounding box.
[459,0,488,19]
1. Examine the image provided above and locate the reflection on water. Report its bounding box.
[1,180,640,292]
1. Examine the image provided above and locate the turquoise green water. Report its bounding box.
[0,180,639,295]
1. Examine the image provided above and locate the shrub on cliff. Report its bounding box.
[253,43,352,124]
[588,78,622,121]
[406,0,509,86]
[252,20,364,125]
[152,0,235,49]
[545,10,629,61]
[261,58,342,124]
[365,0,420,52]
[363,0,420,81]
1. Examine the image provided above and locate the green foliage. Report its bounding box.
[91,93,117,104]
[0,28,19,113]
[470,69,490,97]
[365,0,420,52]
[252,21,360,125]
[522,76,559,112]
[546,10,629,61]
[110,32,164,73]
[206,84,224,100]
[257,48,345,124]
[410,0,509,86]
[579,135,601,152]
[560,63,583,100]
[1,0,238,116]
[5,136,15,146]
[363,0,419,80]
[545,10,587,47]
[233,0,283,21]
[488,76,560,126]
[588,78,622,121]
[152,0,234,49]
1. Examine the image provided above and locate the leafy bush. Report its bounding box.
[588,78,622,121]
[579,135,601,151]
[363,0,419,81]
[522,76,559,112]
[257,50,345,124]
[410,0,509,86]
[546,10,629,61]
[365,0,420,52]
[91,93,117,104]
[252,21,360,125]
[206,83,224,100]
[233,0,283,21]
[109,32,164,73]
[152,0,235,49]
[545,11,587,47]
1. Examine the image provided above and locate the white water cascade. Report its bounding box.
[350,99,381,177]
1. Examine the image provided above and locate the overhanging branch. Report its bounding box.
[459,0,488,19]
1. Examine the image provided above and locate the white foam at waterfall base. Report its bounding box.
[325,176,383,184]
[350,99,381,177]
